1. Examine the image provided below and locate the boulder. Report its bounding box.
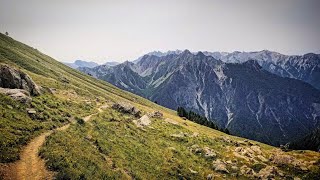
[167,147,177,153]
[190,144,202,154]
[231,166,239,171]
[255,166,279,179]
[240,165,255,176]
[0,64,41,96]
[203,147,217,159]
[237,141,247,146]
[250,145,262,155]
[0,88,32,103]
[206,174,213,180]
[49,88,56,94]
[133,115,151,127]
[212,159,229,173]
[235,147,243,153]
[26,108,36,114]
[171,132,189,138]
[257,155,269,163]
[270,154,294,165]
[233,151,250,162]
[112,102,141,117]
[225,160,232,164]
[189,168,198,174]
[191,132,199,137]
[164,118,179,125]
[220,136,233,143]
[149,111,163,118]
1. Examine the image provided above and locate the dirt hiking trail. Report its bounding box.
[0,105,107,180]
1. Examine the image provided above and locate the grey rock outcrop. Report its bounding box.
[0,64,41,96]
[212,159,229,173]
[203,147,217,159]
[149,111,163,118]
[133,115,151,128]
[112,102,141,117]
[0,88,32,103]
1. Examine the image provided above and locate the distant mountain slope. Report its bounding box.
[64,60,99,69]
[79,50,320,146]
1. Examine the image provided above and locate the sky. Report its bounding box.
[1,0,320,63]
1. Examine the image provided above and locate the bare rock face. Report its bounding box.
[0,64,41,96]
[0,88,32,103]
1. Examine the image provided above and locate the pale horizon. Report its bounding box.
[1,0,320,63]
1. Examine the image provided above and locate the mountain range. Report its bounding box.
[64,60,99,69]
[204,50,320,90]
[64,60,119,69]
[79,50,320,146]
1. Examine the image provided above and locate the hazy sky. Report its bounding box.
[1,0,320,63]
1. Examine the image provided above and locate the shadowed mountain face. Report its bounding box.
[289,127,320,152]
[79,50,320,146]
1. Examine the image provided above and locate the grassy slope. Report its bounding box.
[0,33,319,179]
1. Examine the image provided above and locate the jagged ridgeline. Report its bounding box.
[0,33,320,179]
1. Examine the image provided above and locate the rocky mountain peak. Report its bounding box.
[196,51,206,58]
[181,49,192,56]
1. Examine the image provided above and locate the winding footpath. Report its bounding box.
[1,105,106,180]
